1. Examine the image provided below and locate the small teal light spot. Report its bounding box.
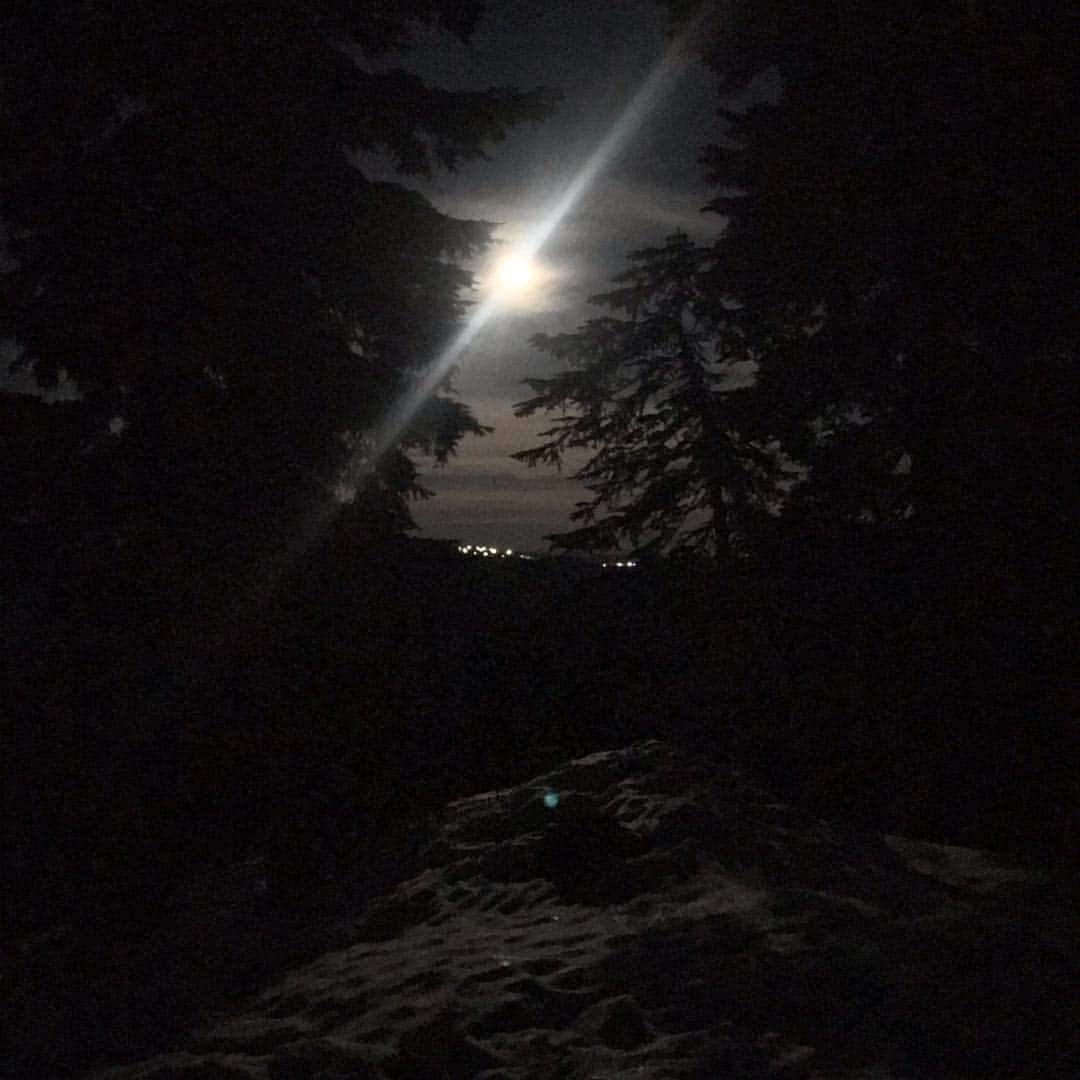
[543,791,560,809]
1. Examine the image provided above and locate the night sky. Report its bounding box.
[390,1,757,551]
[0,1,777,552]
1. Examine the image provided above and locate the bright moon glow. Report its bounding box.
[493,253,535,294]
[347,23,694,491]
[482,247,549,309]
[192,8,707,665]
[245,11,704,623]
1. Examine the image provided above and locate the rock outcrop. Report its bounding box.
[90,740,1078,1079]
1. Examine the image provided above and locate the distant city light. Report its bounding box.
[456,543,527,560]
[450,547,635,569]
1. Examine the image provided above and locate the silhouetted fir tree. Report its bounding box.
[523,1,1077,588]
[0,2,555,941]
[511,1,1076,844]
[0,1,554,605]
[667,0,1078,585]
[644,0,1078,851]
[515,233,791,558]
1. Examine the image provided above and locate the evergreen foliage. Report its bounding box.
[520,0,1077,582]
[514,232,793,558]
[0,3,556,908]
[688,1,1078,569]
[0,1,555,583]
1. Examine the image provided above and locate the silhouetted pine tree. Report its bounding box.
[515,233,793,558]
[0,1,554,593]
[527,1,1076,586]
[0,3,557,923]
[673,0,1078,583]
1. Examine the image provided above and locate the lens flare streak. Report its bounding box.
[351,27,696,490]
[175,8,708,686]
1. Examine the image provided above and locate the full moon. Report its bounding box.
[481,241,554,311]
[491,253,535,296]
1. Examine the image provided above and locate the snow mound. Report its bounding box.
[91,740,1077,1080]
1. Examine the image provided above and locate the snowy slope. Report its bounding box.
[91,740,1077,1079]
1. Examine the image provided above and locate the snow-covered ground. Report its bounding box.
[91,740,1077,1079]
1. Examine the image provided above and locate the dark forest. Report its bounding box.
[2,3,1076,1076]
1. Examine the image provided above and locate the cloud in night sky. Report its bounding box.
[394,2,729,549]
[0,2,741,551]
